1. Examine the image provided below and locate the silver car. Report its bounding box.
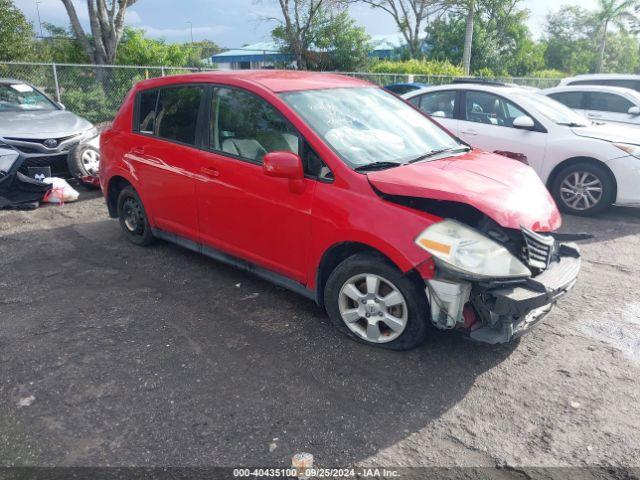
[0,79,100,182]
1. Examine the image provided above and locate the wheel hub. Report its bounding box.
[560,171,603,211]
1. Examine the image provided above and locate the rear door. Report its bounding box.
[584,91,638,126]
[408,90,459,135]
[129,85,206,240]
[457,90,548,173]
[194,86,318,283]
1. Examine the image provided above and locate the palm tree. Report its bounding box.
[462,0,475,75]
[594,0,639,72]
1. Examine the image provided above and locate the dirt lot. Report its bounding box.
[0,189,639,473]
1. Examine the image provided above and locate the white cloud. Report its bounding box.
[137,24,232,41]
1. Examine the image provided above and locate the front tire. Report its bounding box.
[117,186,155,246]
[68,144,100,179]
[324,253,429,350]
[551,162,614,216]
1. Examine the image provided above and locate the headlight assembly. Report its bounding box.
[84,126,99,139]
[415,219,531,279]
[614,143,640,159]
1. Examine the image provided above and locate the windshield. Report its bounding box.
[514,92,589,127]
[0,83,57,112]
[281,87,463,168]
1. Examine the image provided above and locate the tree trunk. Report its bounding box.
[462,0,474,75]
[597,20,609,73]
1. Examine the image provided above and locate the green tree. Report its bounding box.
[593,0,638,72]
[273,8,371,70]
[39,22,90,63]
[543,5,639,74]
[426,0,544,76]
[0,0,36,61]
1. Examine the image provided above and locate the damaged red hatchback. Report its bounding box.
[100,71,580,350]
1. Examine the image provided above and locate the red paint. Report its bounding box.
[100,70,562,294]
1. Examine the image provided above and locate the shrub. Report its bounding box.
[370,59,464,76]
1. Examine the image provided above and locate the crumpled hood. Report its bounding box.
[0,110,92,138]
[571,123,640,145]
[367,150,561,232]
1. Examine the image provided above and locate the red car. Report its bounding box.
[100,71,580,350]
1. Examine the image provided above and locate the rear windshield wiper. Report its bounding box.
[408,146,471,164]
[354,162,403,172]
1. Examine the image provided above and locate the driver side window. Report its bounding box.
[464,91,527,128]
[210,87,299,164]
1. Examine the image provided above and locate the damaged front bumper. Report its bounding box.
[426,243,581,344]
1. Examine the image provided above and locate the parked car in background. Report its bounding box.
[384,82,429,95]
[404,81,640,215]
[0,79,100,185]
[100,71,581,350]
[544,85,640,128]
[559,74,640,93]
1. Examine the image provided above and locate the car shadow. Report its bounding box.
[559,206,640,244]
[0,219,515,467]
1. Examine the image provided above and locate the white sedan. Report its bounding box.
[543,85,640,129]
[403,82,640,216]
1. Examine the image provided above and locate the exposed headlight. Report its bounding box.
[0,147,19,173]
[84,126,99,139]
[614,143,640,159]
[415,219,531,279]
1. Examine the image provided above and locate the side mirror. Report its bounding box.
[431,111,446,118]
[513,115,535,130]
[628,106,640,116]
[57,102,66,110]
[263,151,303,180]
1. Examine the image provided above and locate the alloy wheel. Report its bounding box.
[81,148,100,176]
[559,171,603,211]
[338,273,408,344]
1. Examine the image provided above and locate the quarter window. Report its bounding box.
[416,91,457,118]
[586,92,634,113]
[464,91,528,128]
[136,89,158,134]
[155,86,204,145]
[210,87,299,163]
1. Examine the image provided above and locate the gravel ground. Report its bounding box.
[0,189,639,474]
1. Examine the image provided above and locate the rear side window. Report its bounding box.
[210,87,299,163]
[155,86,204,145]
[548,92,584,109]
[417,91,457,118]
[585,92,633,113]
[137,89,158,134]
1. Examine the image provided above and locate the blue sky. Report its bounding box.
[16,0,598,48]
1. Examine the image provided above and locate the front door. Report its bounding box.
[195,86,316,283]
[457,90,548,174]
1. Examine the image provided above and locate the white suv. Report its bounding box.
[403,81,640,216]
[543,85,640,128]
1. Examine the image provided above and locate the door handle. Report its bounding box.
[588,113,602,118]
[201,166,220,178]
[461,129,478,136]
[131,147,145,155]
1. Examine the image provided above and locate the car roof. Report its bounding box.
[133,70,372,93]
[544,84,640,99]
[403,83,533,99]
[561,73,640,82]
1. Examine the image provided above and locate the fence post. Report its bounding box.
[161,66,165,77]
[52,63,61,103]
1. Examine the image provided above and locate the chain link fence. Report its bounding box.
[0,62,563,125]
[0,62,216,124]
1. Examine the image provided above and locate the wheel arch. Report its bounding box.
[546,156,618,200]
[314,241,424,307]
[106,175,133,218]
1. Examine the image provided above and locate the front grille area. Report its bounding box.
[521,226,555,270]
[4,134,79,146]
[18,154,70,177]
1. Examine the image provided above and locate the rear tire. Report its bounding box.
[117,186,155,246]
[551,162,614,216]
[324,253,429,350]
